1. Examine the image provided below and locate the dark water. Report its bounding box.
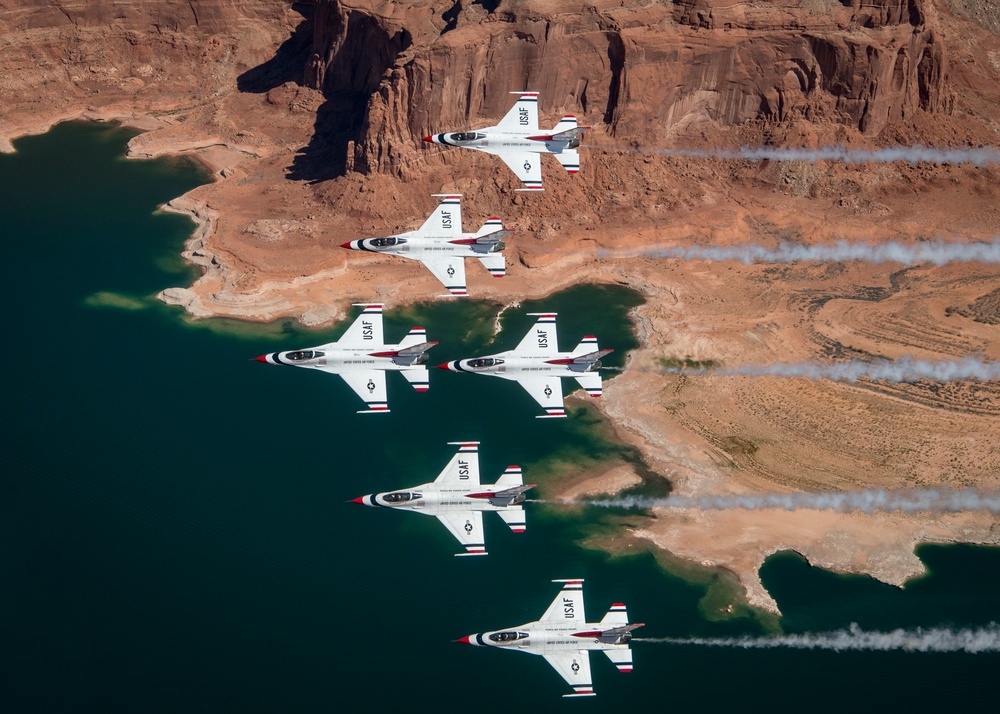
[2,122,998,713]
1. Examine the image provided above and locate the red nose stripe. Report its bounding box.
[435,362,452,370]
[340,242,353,249]
[453,635,471,644]
[348,497,365,505]
[422,136,432,142]
[253,355,268,363]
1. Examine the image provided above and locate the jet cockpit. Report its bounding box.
[468,358,503,369]
[383,491,422,503]
[369,236,406,248]
[450,132,485,142]
[489,631,529,643]
[285,350,324,361]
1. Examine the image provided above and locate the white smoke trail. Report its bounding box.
[636,623,1000,654]
[579,488,1000,514]
[660,357,1000,383]
[588,144,1000,166]
[597,238,1000,265]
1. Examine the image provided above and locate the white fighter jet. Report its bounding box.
[252,304,436,414]
[348,441,533,556]
[339,194,509,297]
[437,313,612,418]
[454,579,644,698]
[423,92,589,191]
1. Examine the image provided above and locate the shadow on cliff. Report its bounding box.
[285,8,413,184]
[286,93,370,183]
[237,3,314,93]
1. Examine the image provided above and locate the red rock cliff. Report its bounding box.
[300,0,966,178]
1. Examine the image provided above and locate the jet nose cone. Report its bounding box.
[422,135,433,143]
[347,496,366,505]
[253,355,269,363]
[453,635,472,645]
[435,362,453,371]
[340,242,353,249]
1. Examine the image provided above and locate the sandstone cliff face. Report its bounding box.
[298,0,964,181]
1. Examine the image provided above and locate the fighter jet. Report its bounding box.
[437,313,612,418]
[348,441,533,556]
[454,579,643,698]
[253,304,436,414]
[423,92,589,191]
[339,194,509,297]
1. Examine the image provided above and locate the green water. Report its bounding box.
[1,122,998,712]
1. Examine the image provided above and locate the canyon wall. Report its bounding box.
[297,0,968,179]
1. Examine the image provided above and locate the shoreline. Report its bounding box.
[12,115,1000,621]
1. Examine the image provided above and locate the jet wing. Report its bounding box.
[418,194,462,234]
[421,256,468,297]
[497,151,543,191]
[337,304,385,348]
[434,442,481,487]
[339,369,389,413]
[497,92,539,131]
[515,375,565,418]
[436,511,487,556]
[542,652,595,698]
[539,579,586,625]
[514,314,559,355]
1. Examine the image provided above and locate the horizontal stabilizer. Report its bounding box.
[399,367,430,393]
[399,327,432,350]
[602,647,634,673]
[494,465,523,489]
[495,506,527,533]
[478,251,506,278]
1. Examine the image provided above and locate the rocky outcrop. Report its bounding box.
[296,0,960,179]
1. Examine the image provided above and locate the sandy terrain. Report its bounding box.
[3,0,999,616]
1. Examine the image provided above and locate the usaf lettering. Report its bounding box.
[458,459,470,480]
[519,108,529,126]
[441,211,452,230]
[536,329,548,349]
[362,321,373,339]
[563,597,575,618]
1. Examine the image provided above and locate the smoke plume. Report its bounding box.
[593,144,1000,166]
[573,488,1000,514]
[659,357,1000,383]
[597,238,1000,265]
[637,623,1000,653]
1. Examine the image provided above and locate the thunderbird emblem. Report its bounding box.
[366,379,376,392]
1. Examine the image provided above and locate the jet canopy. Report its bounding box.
[370,236,406,248]
[383,491,421,503]
[450,132,485,142]
[489,631,529,643]
[285,350,324,361]
[468,358,503,369]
